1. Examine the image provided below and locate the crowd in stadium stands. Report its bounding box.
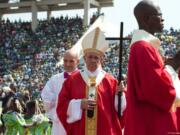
[0,16,84,134]
[0,15,180,134]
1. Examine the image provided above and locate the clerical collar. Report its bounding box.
[131,29,161,49]
[64,72,70,79]
[64,68,78,79]
[83,66,102,77]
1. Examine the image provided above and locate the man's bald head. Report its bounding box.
[134,0,164,34]
[134,0,158,17]
[63,49,80,72]
[64,49,79,60]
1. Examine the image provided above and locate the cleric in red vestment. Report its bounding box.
[56,27,125,135]
[124,1,180,135]
[165,49,180,131]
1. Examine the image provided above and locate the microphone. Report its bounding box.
[87,94,95,118]
[88,77,96,118]
[87,109,94,118]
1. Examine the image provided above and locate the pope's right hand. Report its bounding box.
[81,99,96,110]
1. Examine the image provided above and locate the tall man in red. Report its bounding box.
[124,0,180,135]
[56,27,123,135]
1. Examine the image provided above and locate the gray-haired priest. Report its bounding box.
[56,27,126,135]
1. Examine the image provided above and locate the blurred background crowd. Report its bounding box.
[0,15,180,134]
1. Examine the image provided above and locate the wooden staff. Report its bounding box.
[106,22,130,117]
[118,22,124,117]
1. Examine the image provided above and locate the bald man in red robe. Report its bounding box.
[124,1,180,135]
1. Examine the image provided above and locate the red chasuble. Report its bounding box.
[178,70,180,80]
[124,40,178,135]
[56,71,122,135]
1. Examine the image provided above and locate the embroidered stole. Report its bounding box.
[80,70,105,135]
[85,76,97,135]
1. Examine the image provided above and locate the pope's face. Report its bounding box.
[84,52,102,72]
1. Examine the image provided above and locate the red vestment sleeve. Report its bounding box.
[129,40,176,111]
[56,77,72,134]
[56,72,87,135]
[56,72,122,135]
